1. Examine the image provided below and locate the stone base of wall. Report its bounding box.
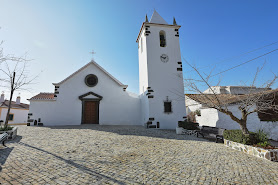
[176,127,198,136]
[224,139,278,162]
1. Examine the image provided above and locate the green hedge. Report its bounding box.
[178,121,199,130]
[0,126,13,131]
[223,129,269,145]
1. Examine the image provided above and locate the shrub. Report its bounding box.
[178,121,199,130]
[195,109,201,116]
[224,130,256,145]
[0,126,13,131]
[255,129,269,143]
[223,129,269,145]
[256,141,270,148]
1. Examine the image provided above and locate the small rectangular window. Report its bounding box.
[164,102,172,113]
[8,114,14,121]
[160,31,166,47]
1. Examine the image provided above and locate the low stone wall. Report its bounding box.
[0,126,18,140]
[224,139,278,162]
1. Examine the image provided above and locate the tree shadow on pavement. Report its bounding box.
[18,142,127,185]
[0,136,22,172]
[0,147,14,173]
[46,125,213,143]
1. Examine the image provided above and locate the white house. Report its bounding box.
[185,87,278,140]
[28,10,186,129]
[203,86,271,95]
[0,93,29,125]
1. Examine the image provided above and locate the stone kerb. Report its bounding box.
[224,139,278,162]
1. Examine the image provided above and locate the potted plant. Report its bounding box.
[195,109,201,116]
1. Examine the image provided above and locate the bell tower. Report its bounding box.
[137,10,186,129]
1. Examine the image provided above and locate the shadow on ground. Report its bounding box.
[0,136,22,172]
[44,125,214,143]
[18,141,127,185]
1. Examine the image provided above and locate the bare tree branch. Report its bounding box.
[0,41,38,129]
[184,58,278,135]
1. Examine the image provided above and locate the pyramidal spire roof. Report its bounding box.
[149,10,168,24]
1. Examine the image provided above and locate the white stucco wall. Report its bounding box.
[189,102,278,141]
[29,63,141,126]
[140,94,149,125]
[196,108,219,127]
[185,97,202,114]
[138,32,148,95]
[0,108,28,124]
[216,105,278,141]
[137,23,186,129]
[138,29,150,125]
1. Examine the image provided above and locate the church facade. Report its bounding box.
[28,11,186,129]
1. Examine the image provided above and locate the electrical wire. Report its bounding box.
[210,49,278,77]
[184,41,278,73]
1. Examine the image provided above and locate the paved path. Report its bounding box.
[0,125,278,185]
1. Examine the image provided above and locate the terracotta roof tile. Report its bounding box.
[0,100,29,109]
[28,93,55,101]
[185,94,245,106]
[186,89,278,107]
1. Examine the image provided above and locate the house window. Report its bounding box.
[159,31,166,47]
[8,114,14,121]
[164,102,172,113]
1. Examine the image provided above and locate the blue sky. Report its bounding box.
[1,0,278,103]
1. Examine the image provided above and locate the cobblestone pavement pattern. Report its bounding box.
[0,125,278,185]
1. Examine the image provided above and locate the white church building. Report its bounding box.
[28,11,186,129]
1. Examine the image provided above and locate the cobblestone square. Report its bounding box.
[0,125,278,184]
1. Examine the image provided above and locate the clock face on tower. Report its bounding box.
[160,54,169,63]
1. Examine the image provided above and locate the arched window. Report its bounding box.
[159,31,166,47]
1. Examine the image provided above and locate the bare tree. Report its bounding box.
[184,61,278,135]
[0,42,36,129]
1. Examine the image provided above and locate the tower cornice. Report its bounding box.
[136,22,181,43]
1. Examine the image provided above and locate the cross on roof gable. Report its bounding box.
[150,10,168,24]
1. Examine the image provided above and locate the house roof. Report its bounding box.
[52,60,128,88]
[150,10,168,24]
[186,89,278,107]
[186,94,246,106]
[0,100,29,109]
[28,93,55,101]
